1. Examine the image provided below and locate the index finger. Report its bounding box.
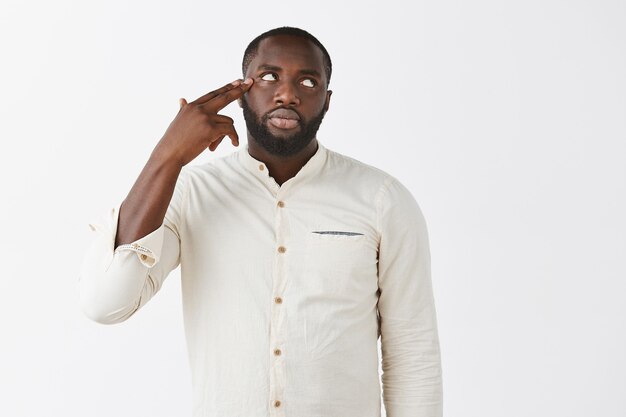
[190,79,243,106]
[204,78,253,112]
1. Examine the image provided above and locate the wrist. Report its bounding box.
[151,142,185,169]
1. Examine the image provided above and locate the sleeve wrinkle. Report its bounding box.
[79,170,188,324]
[376,175,443,417]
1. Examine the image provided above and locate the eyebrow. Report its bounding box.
[257,64,322,79]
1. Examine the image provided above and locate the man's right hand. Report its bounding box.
[154,78,254,167]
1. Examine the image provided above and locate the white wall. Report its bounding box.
[0,0,624,416]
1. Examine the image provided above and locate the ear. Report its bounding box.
[324,90,332,112]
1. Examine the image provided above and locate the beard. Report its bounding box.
[241,96,326,157]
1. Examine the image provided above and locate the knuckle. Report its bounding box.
[222,89,239,99]
[187,102,202,113]
[196,109,211,120]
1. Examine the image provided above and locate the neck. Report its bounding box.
[247,138,319,186]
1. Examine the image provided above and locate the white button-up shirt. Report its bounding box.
[79,141,443,417]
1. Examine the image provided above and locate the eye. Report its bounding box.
[301,78,316,88]
[260,72,277,81]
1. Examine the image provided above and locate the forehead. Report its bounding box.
[249,35,326,79]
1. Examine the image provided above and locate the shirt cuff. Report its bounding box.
[88,203,165,269]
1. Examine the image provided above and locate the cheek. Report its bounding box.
[241,90,257,107]
[312,94,329,113]
[245,87,272,108]
[249,81,273,96]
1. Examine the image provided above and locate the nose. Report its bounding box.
[273,79,300,107]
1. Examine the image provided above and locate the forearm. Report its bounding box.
[115,147,182,248]
[80,152,186,324]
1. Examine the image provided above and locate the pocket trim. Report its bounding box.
[311,231,364,236]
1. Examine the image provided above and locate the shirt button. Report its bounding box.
[258,164,265,171]
[274,400,281,408]
[277,246,286,253]
[274,296,283,304]
[274,348,282,356]
[140,254,148,261]
[277,200,285,208]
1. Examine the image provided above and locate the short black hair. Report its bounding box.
[242,26,332,88]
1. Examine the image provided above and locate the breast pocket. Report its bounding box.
[302,230,378,294]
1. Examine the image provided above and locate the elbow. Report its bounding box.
[79,289,139,325]
[78,247,149,325]
[79,297,138,325]
[78,268,143,325]
[80,307,124,325]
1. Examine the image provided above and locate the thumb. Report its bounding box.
[179,98,187,109]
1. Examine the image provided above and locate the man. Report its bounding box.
[80,26,443,417]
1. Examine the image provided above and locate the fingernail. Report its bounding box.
[243,78,253,85]
[232,79,242,86]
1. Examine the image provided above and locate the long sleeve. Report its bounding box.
[376,177,443,417]
[78,170,188,325]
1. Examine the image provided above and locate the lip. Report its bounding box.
[267,108,301,130]
[268,108,300,120]
[268,117,299,130]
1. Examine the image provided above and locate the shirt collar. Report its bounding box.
[236,140,328,188]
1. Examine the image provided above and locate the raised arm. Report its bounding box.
[117,78,253,246]
[79,78,253,325]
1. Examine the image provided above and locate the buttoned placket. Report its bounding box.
[239,144,327,415]
[257,160,287,416]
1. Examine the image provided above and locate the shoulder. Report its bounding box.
[324,147,393,182]
[180,150,240,184]
[323,146,411,199]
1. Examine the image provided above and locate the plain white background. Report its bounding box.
[0,0,624,416]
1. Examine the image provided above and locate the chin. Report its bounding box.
[270,131,299,140]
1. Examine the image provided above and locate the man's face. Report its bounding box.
[240,35,332,157]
